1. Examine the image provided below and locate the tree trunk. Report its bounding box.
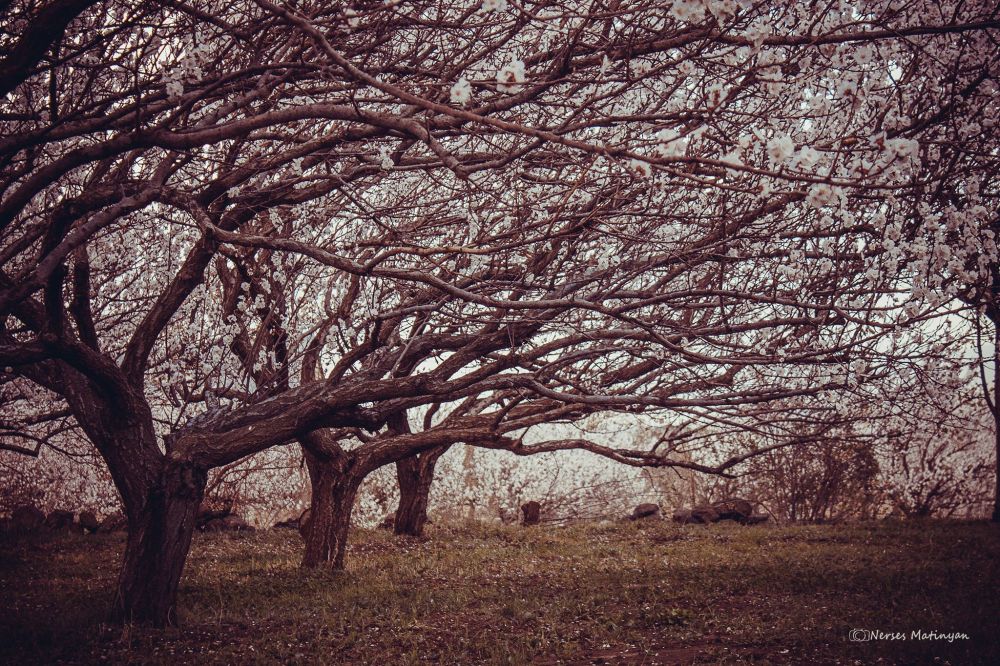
[301,451,363,569]
[110,461,206,627]
[992,314,999,522]
[992,424,999,522]
[991,389,999,520]
[393,445,447,537]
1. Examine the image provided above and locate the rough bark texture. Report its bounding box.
[993,317,999,523]
[993,424,999,522]
[393,446,447,537]
[54,376,194,627]
[0,0,105,98]
[990,306,999,524]
[301,450,364,569]
[110,461,206,627]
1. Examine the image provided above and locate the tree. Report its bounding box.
[2,0,998,626]
[851,8,1000,517]
[878,316,995,518]
[393,444,449,536]
[972,314,1000,521]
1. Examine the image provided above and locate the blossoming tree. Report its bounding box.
[1,0,997,627]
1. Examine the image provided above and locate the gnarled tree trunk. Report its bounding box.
[984,304,999,523]
[110,461,206,627]
[61,381,200,628]
[992,328,999,523]
[393,445,448,537]
[301,449,365,569]
[992,414,999,523]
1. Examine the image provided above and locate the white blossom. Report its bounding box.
[378,146,393,169]
[707,0,738,23]
[766,134,795,165]
[836,73,859,99]
[885,137,920,161]
[628,158,652,178]
[853,43,874,65]
[745,19,771,50]
[670,0,706,23]
[806,183,836,208]
[794,145,821,169]
[450,77,472,105]
[655,128,689,158]
[165,79,183,100]
[496,59,526,93]
[706,81,728,106]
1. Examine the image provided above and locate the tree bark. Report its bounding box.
[110,461,206,627]
[301,450,364,569]
[992,424,999,522]
[393,445,448,537]
[992,312,999,523]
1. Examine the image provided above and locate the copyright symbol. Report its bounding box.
[849,629,870,642]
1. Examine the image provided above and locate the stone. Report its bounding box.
[673,500,765,526]
[630,503,661,520]
[689,504,720,524]
[201,515,254,532]
[225,515,254,532]
[521,501,541,526]
[712,498,754,524]
[671,508,693,524]
[97,513,127,533]
[197,498,233,529]
[44,509,75,531]
[11,505,45,532]
[200,518,225,532]
[672,506,718,524]
[78,511,100,533]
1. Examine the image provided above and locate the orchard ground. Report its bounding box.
[1,520,997,665]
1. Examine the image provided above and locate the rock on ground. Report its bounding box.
[521,501,541,526]
[97,513,127,533]
[712,498,754,524]
[201,515,255,532]
[630,503,661,520]
[44,510,75,531]
[78,511,100,533]
[11,505,45,533]
[673,499,769,526]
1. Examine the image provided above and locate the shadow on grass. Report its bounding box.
[1,521,998,664]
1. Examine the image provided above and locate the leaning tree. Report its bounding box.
[2,0,998,627]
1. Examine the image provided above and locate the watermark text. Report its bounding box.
[849,629,970,643]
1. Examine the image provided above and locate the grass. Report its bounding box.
[1,520,998,664]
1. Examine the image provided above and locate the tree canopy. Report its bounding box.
[1,0,997,625]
